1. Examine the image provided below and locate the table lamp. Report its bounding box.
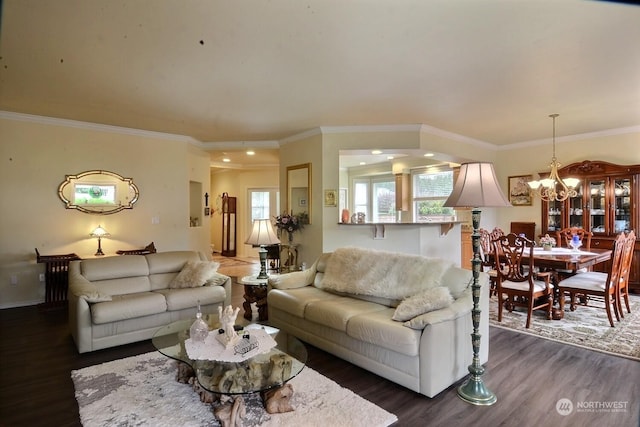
[245,219,280,279]
[90,225,110,256]
[443,162,511,406]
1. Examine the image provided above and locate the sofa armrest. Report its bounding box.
[268,260,317,290]
[208,273,233,307]
[68,261,112,302]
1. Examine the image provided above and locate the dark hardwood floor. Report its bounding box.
[1,280,638,427]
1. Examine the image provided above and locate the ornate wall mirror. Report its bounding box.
[58,170,139,214]
[287,163,311,224]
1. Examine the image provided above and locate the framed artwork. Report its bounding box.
[324,189,337,207]
[299,198,307,207]
[508,175,533,206]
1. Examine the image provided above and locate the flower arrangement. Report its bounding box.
[539,233,556,248]
[274,211,305,236]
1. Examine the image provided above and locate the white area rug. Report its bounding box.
[72,351,397,427]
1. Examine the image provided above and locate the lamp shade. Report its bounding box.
[90,225,110,238]
[245,219,280,246]
[443,162,511,208]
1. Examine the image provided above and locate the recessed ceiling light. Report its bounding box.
[424,153,435,157]
[387,156,394,160]
[246,150,255,155]
[359,162,366,165]
[371,150,382,155]
[222,158,231,162]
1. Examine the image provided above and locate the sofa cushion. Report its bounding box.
[92,276,152,296]
[347,309,421,356]
[145,251,202,275]
[268,286,341,318]
[91,292,167,324]
[169,260,220,288]
[80,255,149,282]
[304,297,388,332]
[392,286,453,322]
[156,286,226,311]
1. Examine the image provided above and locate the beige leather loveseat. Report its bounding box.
[267,247,489,398]
[68,251,231,353]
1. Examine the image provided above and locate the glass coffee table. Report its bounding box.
[151,314,307,413]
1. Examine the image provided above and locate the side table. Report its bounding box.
[240,275,269,321]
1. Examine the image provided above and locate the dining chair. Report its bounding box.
[555,227,592,251]
[617,230,636,318]
[493,233,554,328]
[557,233,626,327]
[553,227,593,280]
[479,228,497,296]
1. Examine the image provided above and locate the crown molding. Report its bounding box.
[499,125,640,150]
[0,110,201,144]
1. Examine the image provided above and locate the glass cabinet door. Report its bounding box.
[568,180,584,228]
[546,199,562,232]
[613,177,631,233]
[588,179,607,234]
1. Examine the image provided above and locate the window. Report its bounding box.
[248,188,280,226]
[412,169,454,222]
[352,176,396,223]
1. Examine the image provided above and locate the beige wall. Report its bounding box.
[494,131,640,237]
[209,167,279,258]
[0,114,211,308]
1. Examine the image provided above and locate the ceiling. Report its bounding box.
[1,0,639,167]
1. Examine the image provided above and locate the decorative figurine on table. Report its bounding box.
[216,305,241,348]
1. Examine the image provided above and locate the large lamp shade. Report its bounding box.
[444,162,511,208]
[245,219,280,279]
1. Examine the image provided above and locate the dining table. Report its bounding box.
[531,247,612,319]
[489,247,613,320]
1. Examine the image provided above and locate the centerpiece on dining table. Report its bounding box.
[539,234,556,251]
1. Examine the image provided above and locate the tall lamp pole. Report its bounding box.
[444,162,511,405]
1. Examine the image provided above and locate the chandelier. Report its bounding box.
[527,114,580,202]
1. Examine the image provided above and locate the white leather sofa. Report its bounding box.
[68,251,231,353]
[267,247,489,398]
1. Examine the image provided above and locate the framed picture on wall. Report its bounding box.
[324,189,337,207]
[508,175,533,206]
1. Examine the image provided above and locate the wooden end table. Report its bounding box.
[240,275,269,321]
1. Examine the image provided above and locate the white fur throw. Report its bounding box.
[319,247,454,300]
[392,286,453,321]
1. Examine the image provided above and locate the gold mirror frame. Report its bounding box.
[58,170,139,215]
[287,163,311,224]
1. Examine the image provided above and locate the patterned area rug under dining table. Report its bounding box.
[488,294,640,361]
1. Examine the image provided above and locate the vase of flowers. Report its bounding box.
[539,234,556,251]
[274,211,304,243]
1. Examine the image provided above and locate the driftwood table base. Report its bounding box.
[173,361,296,427]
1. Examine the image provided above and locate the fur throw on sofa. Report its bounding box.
[319,247,455,300]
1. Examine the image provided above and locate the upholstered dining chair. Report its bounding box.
[616,230,636,318]
[557,232,626,327]
[555,227,592,251]
[493,233,554,328]
[553,227,593,280]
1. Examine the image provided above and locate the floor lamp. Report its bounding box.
[443,162,511,406]
[245,219,280,279]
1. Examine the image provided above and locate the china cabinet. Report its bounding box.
[540,160,640,291]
